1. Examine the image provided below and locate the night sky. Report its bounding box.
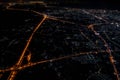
[0,0,119,9]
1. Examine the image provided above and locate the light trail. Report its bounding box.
[88,24,120,80]
[82,10,109,23]
[1,50,120,73]
[80,31,99,49]
[17,51,99,70]
[0,50,105,72]
[7,8,84,26]
[31,10,78,25]
[7,13,47,80]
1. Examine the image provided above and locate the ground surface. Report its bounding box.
[0,3,120,80]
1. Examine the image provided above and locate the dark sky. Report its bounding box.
[0,0,119,9]
[58,0,120,9]
[80,0,119,9]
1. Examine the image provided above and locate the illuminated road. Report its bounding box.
[88,24,120,80]
[7,10,47,80]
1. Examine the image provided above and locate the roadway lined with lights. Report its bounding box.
[88,24,120,80]
[7,8,47,80]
